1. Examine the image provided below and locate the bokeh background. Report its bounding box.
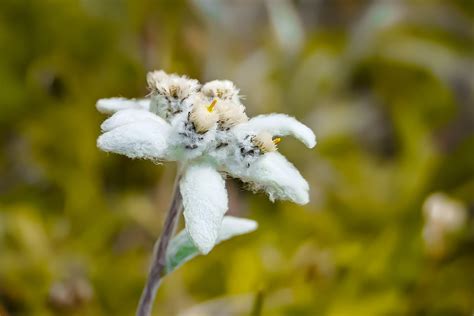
[1,0,473,315]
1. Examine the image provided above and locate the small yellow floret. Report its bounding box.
[190,101,219,133]
[215,100,248,129]
[207,100,217,112]
[252,131,278,153]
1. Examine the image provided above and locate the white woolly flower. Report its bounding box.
[201,79,241,104]
[189,98,219,134]
[201,80,248,131]
[147,70,200,121]
[96,70,316,254]
[252,131,279,153]
[215,99,248,131]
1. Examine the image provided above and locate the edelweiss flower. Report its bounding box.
[96,71,316,254]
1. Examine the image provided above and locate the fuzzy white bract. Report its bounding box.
[96,70,316,254]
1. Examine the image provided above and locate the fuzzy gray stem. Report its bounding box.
[136,173,183,316]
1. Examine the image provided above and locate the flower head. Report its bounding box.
[252,131,279,153]
[201,80,241,103]
[215,99,248,130]
[147,70,200,121]
[189,98,219,134]
[96,70,316,254]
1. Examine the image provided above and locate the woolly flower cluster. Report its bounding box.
[96,70,316,254]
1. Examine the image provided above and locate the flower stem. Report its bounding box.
[136,171,183,316]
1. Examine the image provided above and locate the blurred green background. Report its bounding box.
[1,0,473,315]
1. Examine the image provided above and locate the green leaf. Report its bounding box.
[165,216,258,275]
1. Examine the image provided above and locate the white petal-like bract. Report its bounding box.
[96,98,150,114]
[97,120,170,160]
[180,163,228,254]
[235,113,316,148]
[100,109,170,132]
[232,152,310,204]
[217,216,258,242]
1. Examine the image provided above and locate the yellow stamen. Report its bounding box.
[207,99,217,112]
[273,137,281,145]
